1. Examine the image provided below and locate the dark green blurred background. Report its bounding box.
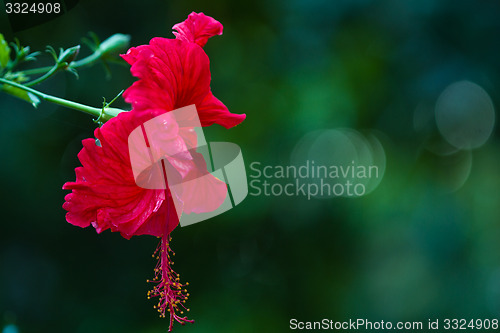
[1,0,500,332]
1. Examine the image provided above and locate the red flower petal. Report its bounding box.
[198,91,246,128]
[122,38,210,113]
[121,37,245,129]
[63,111,175,239]
[172,12,223,48]
[63,108,229,239]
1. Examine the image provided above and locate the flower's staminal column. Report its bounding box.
[148,234,193,331]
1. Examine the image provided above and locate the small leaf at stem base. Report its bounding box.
[1,84,41,108]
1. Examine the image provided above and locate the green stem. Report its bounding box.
[72,50,102,68]
[0,78,125,121]
[25,63,61,87]
[22,65,55,76]
[22,50,103,76]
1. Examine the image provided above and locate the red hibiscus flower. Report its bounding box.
[62,12,244,331]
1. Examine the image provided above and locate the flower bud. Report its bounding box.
[58,45,80,65]
[98,34,131,57]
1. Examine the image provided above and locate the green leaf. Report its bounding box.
[1,84,41,108]
[0,34,11,69]
[27,92,41,107]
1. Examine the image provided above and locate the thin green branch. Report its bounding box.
[25,64,61,87]
[20,50,100,76]
[0,78,125,122]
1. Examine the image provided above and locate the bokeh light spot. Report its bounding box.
[291,128,386,198]
[435,80,495,150]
